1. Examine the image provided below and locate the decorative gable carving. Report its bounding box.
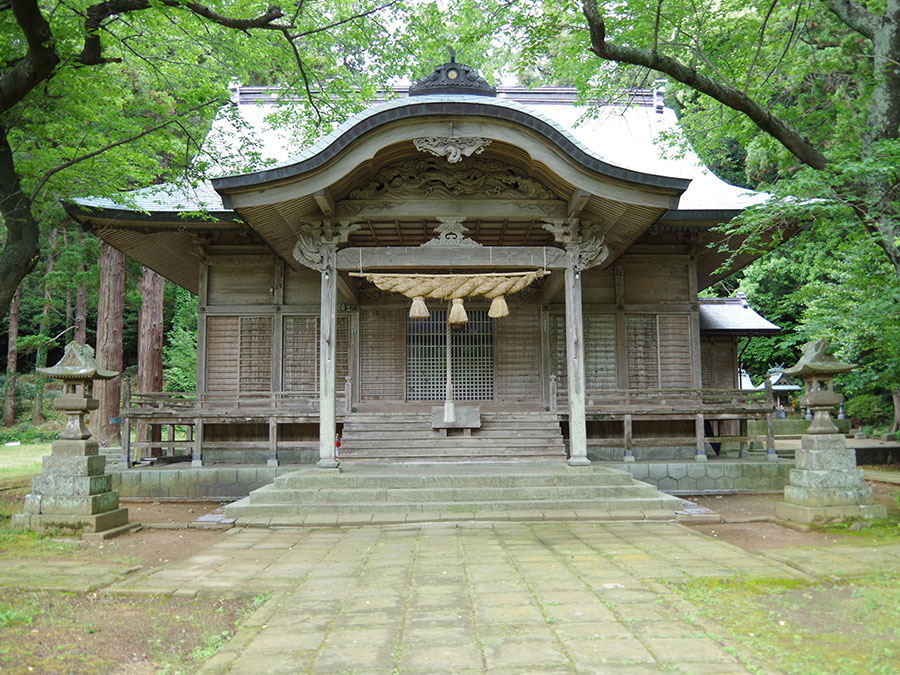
[347,157,556,201]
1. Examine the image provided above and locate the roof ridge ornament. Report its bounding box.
[409,51,497,97]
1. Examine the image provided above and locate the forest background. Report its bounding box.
[2,0,899,443]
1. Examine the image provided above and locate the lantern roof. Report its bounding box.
[38,342,119,381]
[780,339,855,378]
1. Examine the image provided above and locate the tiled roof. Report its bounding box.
[699,297,779,334]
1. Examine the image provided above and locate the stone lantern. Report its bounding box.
[12,343,129,535]
[774,339,886,523]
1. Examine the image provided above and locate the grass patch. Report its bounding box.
[0,443,49,488]
[674,574,900,674]
[0,591,256,674]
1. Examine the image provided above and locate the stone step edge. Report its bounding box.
[226,497,684,516]
[230,508,679,528]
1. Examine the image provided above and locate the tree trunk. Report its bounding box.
[136,267,164,455]
[3,285,20,427]
[31,226,59,427]
[75,281,87,344]
[95,242,125,448]
[0,124,40,320]
[892,389,900,434]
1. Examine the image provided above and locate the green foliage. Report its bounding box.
[0,605,35,628]
[845,395,891,427]
[163,287,199,392]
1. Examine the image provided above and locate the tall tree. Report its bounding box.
[1,0,446,321]
[578,0,900,280]
[95,242,125,447]
[136,267,164,453]
[3,285,20,427]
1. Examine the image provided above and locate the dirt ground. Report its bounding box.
[687,480,899,553]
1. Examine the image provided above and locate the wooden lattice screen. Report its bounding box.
[406,309,493,401]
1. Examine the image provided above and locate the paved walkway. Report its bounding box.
[109,521,815,674]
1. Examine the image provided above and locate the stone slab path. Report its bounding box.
[108,522,809,673]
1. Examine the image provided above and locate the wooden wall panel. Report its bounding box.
[584,313,617,389]
[581,268,615,304]
[700,338,738,389]
[625,315,659,389]
[283,315,350,392]
[496,307,541,401]
[657,315,691,388]
[207,263,274,305]
[622,259,691,303]
[283,316,317,392]
[360,308,405,401]
[283,268,320,304]
[206,316,239,392]
[549,314,568,394]
[239,316,273,392]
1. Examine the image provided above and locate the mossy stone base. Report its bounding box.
[775,501,887,524]
[11,508,128,533]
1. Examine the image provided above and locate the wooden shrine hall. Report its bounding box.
[67,57,781,469]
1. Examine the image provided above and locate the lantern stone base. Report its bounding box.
[12,437,128,535]
[776,433,886,524]
[775,502,886,524]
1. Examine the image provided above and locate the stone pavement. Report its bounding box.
[108,521,812,673]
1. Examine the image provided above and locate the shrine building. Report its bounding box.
[66,57,780,471]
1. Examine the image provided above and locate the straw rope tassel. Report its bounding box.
[488,295,509,318]
[409,295,429,319]
[448,298,468,324]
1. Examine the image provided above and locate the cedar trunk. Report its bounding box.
[136,267,164,454]
[75,281,87,344]
[892,389,900,434]
[3,286,20,427]
[96,242,125,447]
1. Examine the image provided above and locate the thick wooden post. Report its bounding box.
[764,378,777,460]
[318,250,340,470]
[564,261,590,466]
[623,413,634,462]
[695,413,708,462]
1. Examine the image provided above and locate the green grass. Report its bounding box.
[0,442,50,487]
[674,574,900,674]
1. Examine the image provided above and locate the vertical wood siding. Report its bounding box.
[360,308,406,400]
[626,314,692,388]
[206,317,240,392]
[584,314,617,389]
[495,307,541,401]
[622,260,691,303]
[206,316,273,392]
[700,338,738,389]
[282,315,350,391]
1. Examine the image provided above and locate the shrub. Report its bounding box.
[845,394,892,427]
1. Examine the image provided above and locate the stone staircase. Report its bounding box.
[338,411,566,463]
[223,464,687,525]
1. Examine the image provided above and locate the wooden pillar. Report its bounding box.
[268,417,278,467]
[694,413,708,462]
[192,418,204,467]
[318,250,340,470]
[623,413,634,462]
[564,260,590,466]
[764,378,777,461]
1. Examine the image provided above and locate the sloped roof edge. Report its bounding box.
[211,95,692,194]
[699,297,779,335]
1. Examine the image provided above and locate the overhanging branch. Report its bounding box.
[581,0,829,171]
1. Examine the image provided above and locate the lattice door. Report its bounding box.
[406,310,493,401]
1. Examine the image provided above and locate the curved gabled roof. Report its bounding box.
[211,94,692,195]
